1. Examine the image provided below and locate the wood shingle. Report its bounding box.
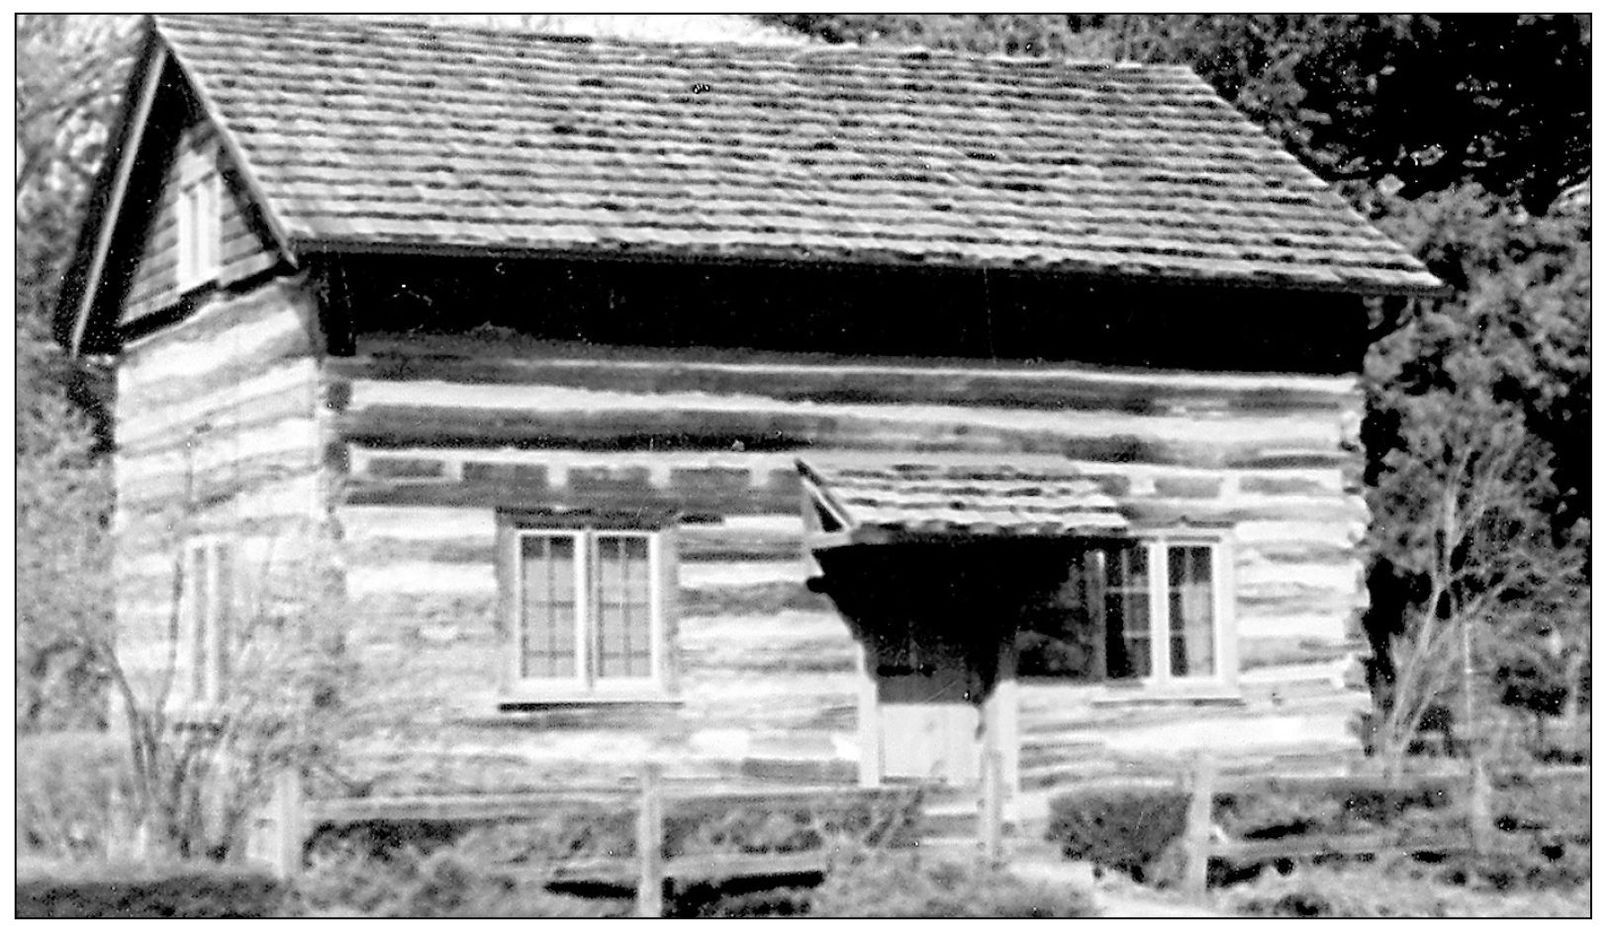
[150,14,1444,295]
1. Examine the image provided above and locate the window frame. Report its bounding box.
[1124,528,1237,691]
[176,535,234,709]
[503,524,669,702]
[175,141,222,292]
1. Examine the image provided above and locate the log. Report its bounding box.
[338,402,1345,468]
[116,361,317,444]
[340,476,800,518]
[328,350,1357,417]
[119,276,312,365]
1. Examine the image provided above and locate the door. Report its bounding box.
[873,623,985,785]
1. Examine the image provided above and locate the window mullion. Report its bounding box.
[576,530,593,688]
[1213,543,1235,685]
[1147,540,1169,682]
[648,533,663,685]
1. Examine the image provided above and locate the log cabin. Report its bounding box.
[60,15,1446,812]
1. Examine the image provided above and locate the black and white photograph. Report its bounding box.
[16,12,1590,917]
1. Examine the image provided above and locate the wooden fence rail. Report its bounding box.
[1174,754,1591,900]
[245,764,936,917]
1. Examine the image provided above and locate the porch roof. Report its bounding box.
[796,459,1128,546]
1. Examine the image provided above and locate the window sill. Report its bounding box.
[1090,683,1243,707]
[494,694,683,712]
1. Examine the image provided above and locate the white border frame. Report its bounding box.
[177,534,231,708]
[1128,527,1239,693]
[506,527,666,701]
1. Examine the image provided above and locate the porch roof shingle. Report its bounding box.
[797,460,1128,541]
[150,14,1445,295]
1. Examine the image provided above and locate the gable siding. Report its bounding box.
[322,335,1369,789]
[110,276,333,714]
[118,119,280,327]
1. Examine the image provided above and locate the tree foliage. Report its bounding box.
[1360,186,1590,746]
[16,14,135,734]
[17,14,140,334]
[17,316,113,733]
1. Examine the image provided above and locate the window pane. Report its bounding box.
[203,176,221,270]
[1015,551,1103,679]
[595,536,652,679]
[520,535,576,678]
[1103,545,1149,679]
[1168,546,1215,677]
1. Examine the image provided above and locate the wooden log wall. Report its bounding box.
[324,335,1372,787]
[110,275,332,713]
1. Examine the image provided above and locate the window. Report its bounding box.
[1017,536,1230,685]
[175,143,221,291]
[179,537,234,706]
[506,526,668,698]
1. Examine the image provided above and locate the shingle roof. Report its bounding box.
[797,460,1128,543]
[152,14,1444,294]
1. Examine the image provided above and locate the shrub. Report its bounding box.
[1458,770,1591,891]
[16,859,284,917]
[286,832,629,917]
[804,853,1100,917]
[1046,787,1190,880]
[672,874,820,917]
[1208,776,1465,852]
[1223,864,1588,917]
[669,789,922,858]
[17,732,132,860]
[307,811,637,866]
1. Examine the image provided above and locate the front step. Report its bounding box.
[919,789,982,842]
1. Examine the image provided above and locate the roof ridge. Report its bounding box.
[151,12,1198,73]
[154,12,802,52]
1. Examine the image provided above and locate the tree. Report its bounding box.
[1363,343,1584,770]
[16,315,113,733]
[16,14,139,334]
[101,542,351,859]
[16,15,134,734]
[1360,185,1590,763]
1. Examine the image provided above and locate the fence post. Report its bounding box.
[636,763,665,918]
[106,784,135,860]
[1182,751,1216,904]
[272,768,305,881]
[979,747,1004,865]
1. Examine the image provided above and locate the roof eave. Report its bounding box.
[294,234,1449,298]
[60,26,167,356]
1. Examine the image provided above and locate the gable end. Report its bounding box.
[57,18,296,356]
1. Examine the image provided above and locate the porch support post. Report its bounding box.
[856,643,881,787]
[989,637,1020,810]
